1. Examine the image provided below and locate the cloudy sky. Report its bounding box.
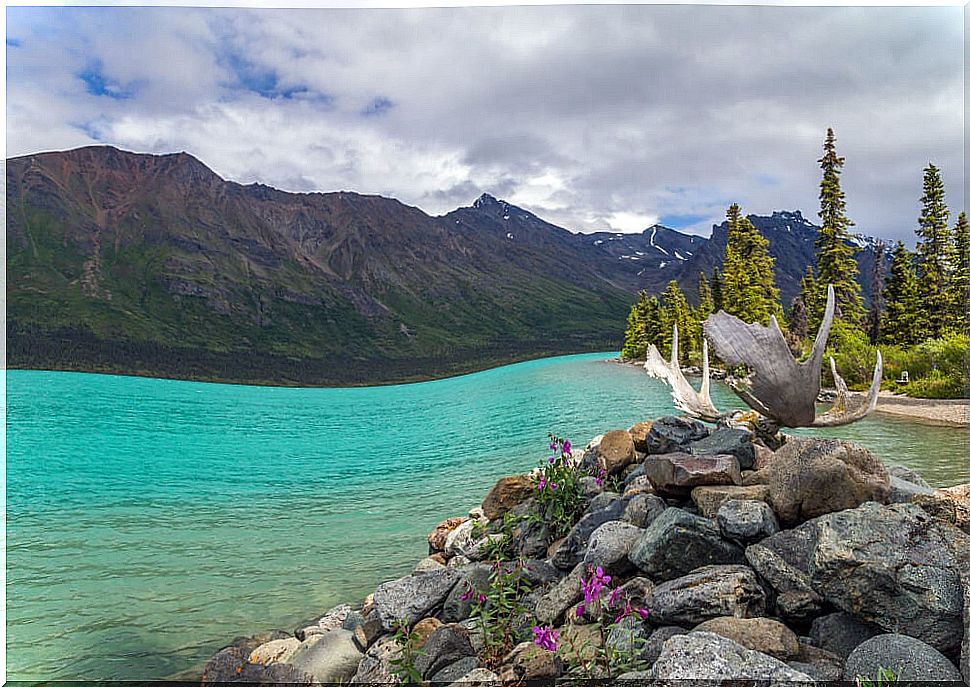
[5,4,964,242]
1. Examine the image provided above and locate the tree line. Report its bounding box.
[621,128,968,397]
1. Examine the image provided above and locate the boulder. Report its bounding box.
[887,464,931,488]
[349,636,398,683]
[744,522,823,620]
[623,475,655,496]
[716,498,779,543]
[651,632,813,681]
[202,646,317,685]
[788,641,845,682]
[888,475,936,503]
[808,612,881,659]
[285,629,363,684]
[535,563,585,625]
[629,421,653,452]
[588,491,621,512]
[447,667,500,685]
[429,656,480,684]
[688,427,756,469]
[441,563,492,623]
[428,517,469,552]
[752,443,779,471]
[551,497,629,569]
[249,637,301,665]
[414,556,446,573]
[413,625,475,679]
[594,430,638,475]
[647,565,767,626]
[692,617,800,659]
[502,641,562,680]
[622,493,666,528]
[481,475,534,520]
[962,569,970,685]
[614,576,655,612]
[606,614,651,654]
[691,484,769,518]
[578,475,604,499]
[372,569,460,629]
[846,634,963,682]
[642,452,741,497]
[640,626,688,665]
[583,521,643,574]
[645,416,709,454]
[629,507,745,581]
[444,520,481,558]
[411,617,444,648]
[765,437,890,527]
[913,483,970,535]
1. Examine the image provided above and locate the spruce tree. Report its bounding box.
[953,211,970,332]
[915,163,953,337]
[815,127,864,325]
[721,203,782,325]
[710,267,724,311]
[621,300,647,360]
[697,272,714,321]
[866,240,887,344]
[881,241,922,346]
[661,280,697,356]
[799,265,819,330]
[789,296,809,341]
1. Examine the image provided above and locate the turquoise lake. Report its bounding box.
[6,353,969,680]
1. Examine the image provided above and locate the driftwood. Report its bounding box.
[644,284,882,429]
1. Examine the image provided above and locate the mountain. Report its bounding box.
[6,147,632,385]
[6,146,888,385]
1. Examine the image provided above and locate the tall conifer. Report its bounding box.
[799,265,819,330]
[815,127,864,324]
[881,241,922,346]
[915,163,953,337]
[952,212,970,332]
[697,272,714,321]
[710,267,724,311]
[661,280,697,355]
[721,203,781,325]
[866,240,887,344]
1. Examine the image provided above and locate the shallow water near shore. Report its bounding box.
[6,353,969,680]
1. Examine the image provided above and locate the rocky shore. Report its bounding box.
[202,416,970,685]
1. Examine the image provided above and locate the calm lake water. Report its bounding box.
[6,353,969,680]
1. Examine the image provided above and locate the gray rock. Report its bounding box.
[766,437,891,527]
[413,626,475,679]
[446,667,500,685]
[647,565,767,626]
[588,491,621,512]
[787,660,841,682]
[745,521,824,620]
[430,656,481,683]
[642,452,742,497]
[623,475,655,496]
[583,521,644,574]
[202,646,318,685]
[641,626,688,665]
[629,507,745,581]
[887,465,931,488]
[442,563,492,623]
[579,475,605,499]
[645,416,709,454]
[372,569,460,629]
[716,498,779,543]
[614,576,655,612]
[794,640,846,681]
[846,633,963,682]
[285,629,363,684]
[535,563,584,625]
[606,615,651,654]
[650,632,813,682]
[551,496,630,569]
[622,493,667,528]
[809,612,881,659]
[688,427,756,470]
[349,636,398,684]
[962,568,970,684]
[888,475,936,503]
[511,517,554,559]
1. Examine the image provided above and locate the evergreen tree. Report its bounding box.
[721,203,782,325]
[799,265,819,330]
[697,272,714,321]
[815,127,864,324]
[866,240,887,344]
[620,292,668,359]
[881,242,922,346]
[661,280,697,356]
[710,267,724,311]
[914,163,953,337]
[641,294,669,353]
[621,301,647,360]
[789,296,809,341]
[953,212,970,332]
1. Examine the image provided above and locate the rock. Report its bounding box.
[202,646,317,685]
[744,522,822,620]
[716,498,779,542]
[372,569,459,630]
[414,556,446,573]
[614,576,655,611]
[583,521,643,574]
[809,612,881,659]
[645,416,709,454]
[692,617,800,659]
[249,637,301,665]
[594,430,638,475]
[889,475,936,503]
[629,507,745,580]
[623,475,655,496]
[578,475,604,499]
[285,629,363,684]
[622,493,666,528]
[809,502,968,653]
[481,475,534,520]
[413,625,475,679]
[774,590,823,622]
[444,519,482,557]
[447,554,472,568]
[651,632,813,681]
[447,667,500,685]
[606,615,651,654]
[887,464,931,488]
[535,563,585,625]
[429,516,469,552]
[846,633,963,682]
[913,483,970,535]
[503,641,562,680]
[791,641,845,682]
[688,427,756,469]
[551,497,629,569]
[349,636,398,683]
[647,565,767,626]
[629,421,653,452]
[752,443,778,471]
[429,656,480,683]
[642,452,741,497]
[578,434,604,472]
[962,568,970,685]
[641,626,688,665]
[410,617,443,649]
[558,624,603,664]
[588,491,621,512]
[441,563,491,623]
[692,484,769,518]
[766,437,890,527]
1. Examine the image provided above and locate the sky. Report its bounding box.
[4,4,965,242]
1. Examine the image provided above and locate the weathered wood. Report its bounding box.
[643,326,722,422]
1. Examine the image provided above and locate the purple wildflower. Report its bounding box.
[608,586,622,609]
[637,607,650,620]
[537,476,548,491]
[562,439,572,456]
[594,467,606,487]
[532,625,559,651]
[478,593,486,604]
[549,481,557,491]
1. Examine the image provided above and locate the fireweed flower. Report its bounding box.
[532,625,559,651]
[562,439,572,456]
[608,586,622,609]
